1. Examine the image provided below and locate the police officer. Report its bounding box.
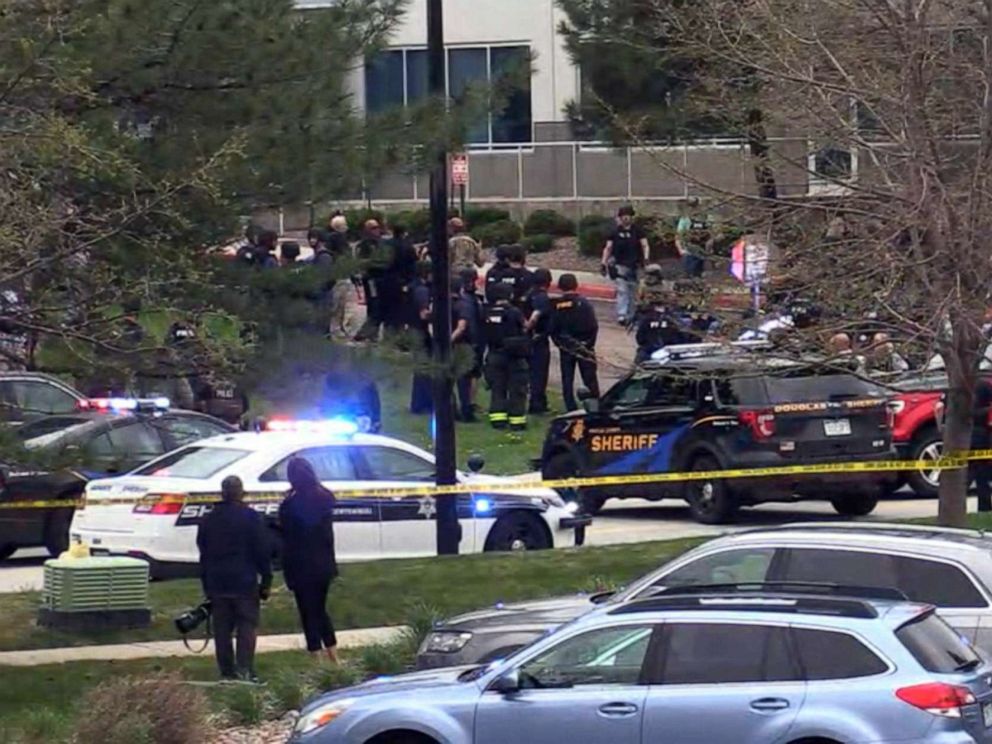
[354,220,389,341]
[196,475,272,682]
[551,274,600,412]
[408,261,433,415]
[450,277,476,422]
[505,244,533,311]
[485,245,512,303]
[460,267,487,414]
[635,300,685,364]
[526,268,553,414]
[484,283,530,430]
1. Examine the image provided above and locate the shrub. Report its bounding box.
[471,219,522,247]
[389,208,432,243]
[524,209,576,237]
[74,674,213,744]
[522,234,554,254]
[577,215,615,258]
[214,684,280,727]
[463,207,511,228]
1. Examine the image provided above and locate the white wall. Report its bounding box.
[300,0,579,126]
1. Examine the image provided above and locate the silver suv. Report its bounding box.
[418,523,992,669]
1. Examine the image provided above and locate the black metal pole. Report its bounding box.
[459,183,467,223]
[428,0,459,556]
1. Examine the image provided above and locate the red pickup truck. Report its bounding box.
[887,373,945,497]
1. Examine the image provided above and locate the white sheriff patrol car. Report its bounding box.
[70,421,589,572]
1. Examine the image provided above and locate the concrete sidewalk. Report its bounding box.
[0,625,407,667]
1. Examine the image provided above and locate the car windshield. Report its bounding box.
[133,446,249,479]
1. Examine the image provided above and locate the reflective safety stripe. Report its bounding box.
[509,416,528,425]
[489,412,509,421]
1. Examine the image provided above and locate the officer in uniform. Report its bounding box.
[526,268,553,414]
[505,244,533,311]
[484,245,512,303]
[408,261,434,414]
[483,283,530,430]
[635,300,686,363]
[551,274,601,412]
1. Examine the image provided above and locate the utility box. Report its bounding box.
[39,556,151,631]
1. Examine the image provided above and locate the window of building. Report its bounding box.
[364,45,532,145]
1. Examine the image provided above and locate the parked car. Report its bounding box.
[418,522,992,670]
[0,398,233,559]
[0,372,86,428]
[296,585,992,744]
[541,342,895,524]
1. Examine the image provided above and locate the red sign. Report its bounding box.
[451,153,469,187]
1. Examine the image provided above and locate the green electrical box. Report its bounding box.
[39,556,151,631]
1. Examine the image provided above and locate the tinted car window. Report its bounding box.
[261,447,357,482]
[650,548,775,591]
[657,624,797,684]
[603,376,655,409]
[107,423,164,459]
[520,625,654,688]
[361,447,435,482]
[156,416,230,448]
[137,447,250,478]
[18,416,90,440]
[761,372,880,404]
[782,549,986,608]
[0,380,78,419]
[897,613,981,673]
[793,628,888,680]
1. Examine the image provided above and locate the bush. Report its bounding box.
[213,684,280,727]
[471,219,522,247]
[524,209,576,237]
[522,234,554,254]
[74,674,213,744]
[463,207,511,228]
[388,208,432,242]
[577,215,615,258]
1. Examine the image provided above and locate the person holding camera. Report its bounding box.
[196,475,272,682]
[280,458,340,664]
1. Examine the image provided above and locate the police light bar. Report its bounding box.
[651,340,773,363]
[78,397,171,413]
[265,418,359,436]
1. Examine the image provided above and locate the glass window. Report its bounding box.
[519,625,654,688]
[813,147,852,180]
[106,423,163,460]
[491,46,532,144]
[782,549,986,608]
[449,48,489,143]
[361,447,435,482]
[136,446,250,479]
[897,613,981,673]
[84,432,116,459]
[658,624,797,685]
[406,49,429,103]
[0,380,78,418]
[18,416,89,441]
[654,548,776,590]
[604,376,654,409]
[761,372,880,404]
[793,629,888,680]
[365,50,405,114]
[261,446,357,482]
[155,416,230,448]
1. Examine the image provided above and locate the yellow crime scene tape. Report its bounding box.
[2,449,991,510]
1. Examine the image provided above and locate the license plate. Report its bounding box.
[824,419,852,437]
[983,701,992,727]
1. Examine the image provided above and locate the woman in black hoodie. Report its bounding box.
[279,458,339,663]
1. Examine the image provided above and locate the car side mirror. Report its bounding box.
[581,398,601,414]
[489,670,520,695]
[467,453,486,473]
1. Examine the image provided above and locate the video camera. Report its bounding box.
[174,600,212,636]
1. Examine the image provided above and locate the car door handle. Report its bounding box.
[750,698,790,713]
[598,702,639,718]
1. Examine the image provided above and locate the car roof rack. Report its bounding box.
[736,522,987,540]
[645,581,909,602]
[609,592,880,620]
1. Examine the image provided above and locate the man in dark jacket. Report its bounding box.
[196,476,272,681]
[552,274,601,412]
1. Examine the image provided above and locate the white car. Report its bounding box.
[70,425,589,573]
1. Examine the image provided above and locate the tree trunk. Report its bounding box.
[939,326,980,528]
[746,108,778,201]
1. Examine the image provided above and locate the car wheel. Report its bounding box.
[544,452,606,516]
[44,509,73,557]
[830,493,880,517]
[907,429,942,498]
[485,512,552,552]
[0,544,16,561]
[684,455,739,524]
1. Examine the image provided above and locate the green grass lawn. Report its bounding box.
[0,537,704,653]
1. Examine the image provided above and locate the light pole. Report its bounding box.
[428,0,459,555]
